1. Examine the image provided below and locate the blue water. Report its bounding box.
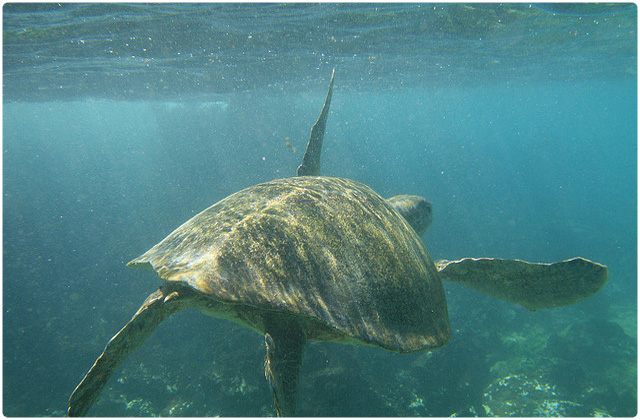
[3,3,637,417]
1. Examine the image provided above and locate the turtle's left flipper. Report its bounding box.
[67,286,192,417]
[436,257,608,311]
[297,68,335,177]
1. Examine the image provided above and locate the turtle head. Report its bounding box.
[386,195,433,237]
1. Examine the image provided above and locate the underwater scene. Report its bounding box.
[3,3,637,417]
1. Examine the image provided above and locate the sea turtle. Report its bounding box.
[67,70,607,417]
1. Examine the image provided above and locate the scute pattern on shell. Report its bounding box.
[129,176,450,352]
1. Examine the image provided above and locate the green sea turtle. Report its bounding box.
[67,70,607,417]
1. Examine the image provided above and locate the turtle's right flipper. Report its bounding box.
[297,68,335,177]
[67,286,191,417]
[263,317,306,417]
[436,257,608,311]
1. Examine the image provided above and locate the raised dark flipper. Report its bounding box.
[436,257,608,311]
[297,68,335,177]
[67,286,193,416]
[263,318,306,416]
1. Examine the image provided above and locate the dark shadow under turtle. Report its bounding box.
[68,70,607,417]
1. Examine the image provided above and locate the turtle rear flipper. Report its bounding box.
[68,286,193,417]
[436,257,608,311]
[263,317,306,417]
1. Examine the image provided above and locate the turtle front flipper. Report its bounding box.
[297,68,335,177]
[263,317,306,416]
[68,285,193,417]
[436,257,608,311]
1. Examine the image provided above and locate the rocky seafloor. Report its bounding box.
[48,287,636,418]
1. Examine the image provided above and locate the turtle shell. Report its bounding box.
[128,176,449,352]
